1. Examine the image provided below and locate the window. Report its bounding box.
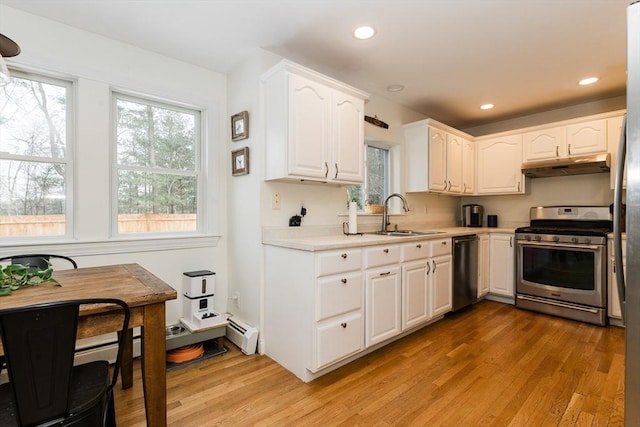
[113,93,202,235]
[0,71,72,238]
[348,144,389,210]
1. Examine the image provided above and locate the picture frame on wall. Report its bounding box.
[232,147,250,176]
[231,111,249,141]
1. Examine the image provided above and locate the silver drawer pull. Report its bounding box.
[383,248,389,253]
[341,278,347,284]
[416,244,422,249]
[341,253,348,259]
[341,322,347,328]
[380,271,391,276]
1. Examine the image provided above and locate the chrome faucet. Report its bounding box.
[382,193,410,232]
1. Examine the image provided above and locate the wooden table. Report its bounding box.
[0,263,177,426]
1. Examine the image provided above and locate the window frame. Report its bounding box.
[110,91,205,237]
[0,69,75,242]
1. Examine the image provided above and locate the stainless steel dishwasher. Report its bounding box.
[452,234,478,311]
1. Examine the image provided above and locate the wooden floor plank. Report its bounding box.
[114,300,626,426]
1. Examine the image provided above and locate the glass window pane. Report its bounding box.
[0,77,67,158]
[116,99,196,170]
[117,170,196,233]
[0,160,66,237]
[365,145,388,206]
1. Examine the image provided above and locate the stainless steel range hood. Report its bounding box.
[521,153,610,178]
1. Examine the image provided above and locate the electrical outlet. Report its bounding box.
[271,192,280,210]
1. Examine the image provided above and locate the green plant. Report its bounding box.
[0,263,60,296]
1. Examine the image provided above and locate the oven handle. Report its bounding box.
[517,294,600,314]
[515,241,602,251]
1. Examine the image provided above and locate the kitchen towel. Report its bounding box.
[348,201,358,234]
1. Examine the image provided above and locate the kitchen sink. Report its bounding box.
[368,230,445,237]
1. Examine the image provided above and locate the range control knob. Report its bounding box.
[552,236,560,242]
[534,235,542,241]
[571,237,578,244]
[525,235,531,241]
[584,238,591,245]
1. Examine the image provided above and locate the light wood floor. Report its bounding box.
[114,301,625,426]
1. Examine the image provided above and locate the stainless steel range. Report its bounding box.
[515,206,612,326]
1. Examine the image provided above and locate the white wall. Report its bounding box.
[0,6,229,325]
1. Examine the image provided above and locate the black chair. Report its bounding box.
[0,298,130,426]
[0,254,78,270]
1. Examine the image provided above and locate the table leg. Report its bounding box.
[118,328,134,389]
[142,303,168,427]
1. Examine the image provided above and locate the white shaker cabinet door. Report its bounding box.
[366,266,401,347]
[332,91,364,183]
[477,135,524,194]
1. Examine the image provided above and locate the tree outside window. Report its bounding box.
[114,95,201,234]
[0,72,71,237]
[348,145,389,210]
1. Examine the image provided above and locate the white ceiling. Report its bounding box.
[0,0,630,128]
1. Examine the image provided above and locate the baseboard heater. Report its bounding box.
[226,318,258,355]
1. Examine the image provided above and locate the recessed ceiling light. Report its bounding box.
[579,77,599,86]
[480,104,495,110]
[354,26,375,40]
[387,84,405,92]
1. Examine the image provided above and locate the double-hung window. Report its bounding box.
[348,144,390,210]
[113,93,202,235]
[0,71,73,238]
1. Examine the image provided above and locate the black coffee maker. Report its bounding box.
[462,204,484,227]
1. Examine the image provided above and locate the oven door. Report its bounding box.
[516,240,606,308]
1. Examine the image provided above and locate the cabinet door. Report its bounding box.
[446,134,463,193]
[431,255,452,317]
[366,266,401,347]
[489,234,515,298]
[477,135,524,194]
[566,119,607,156]
[428,127,447,192]
[402,260,430,330]
[609,115,626,190]
[462,138,475,194]
[478,235,490,298]
[332,91,364,183]
[523,126,565,161]
[287,73,331,179]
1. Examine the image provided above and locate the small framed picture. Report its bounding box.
[231,111,249,141]
[231,147,250,176]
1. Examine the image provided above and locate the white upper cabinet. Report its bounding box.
[522,118,608,162]
[404,119,473,195]
[462,137,475,194]
[476,135,525,194]
[608,114,626,190]
[262,60,369,184]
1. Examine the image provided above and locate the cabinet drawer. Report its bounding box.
[312,312,363,371]
[430,238,452,257]
[364,244,400,268]
[316,272,363,321]
[401,240,430,262]
[316,249,362,277]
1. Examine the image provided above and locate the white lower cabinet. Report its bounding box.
[431,254,453,316]
[608,237,626,320]
[489,233,515,298]
[402,259,430,330]
[478,234,490,298]
[366,266,402,347]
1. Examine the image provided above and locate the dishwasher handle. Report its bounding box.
[453,234,478,244]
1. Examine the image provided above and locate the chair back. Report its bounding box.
[0,254,78,270]
[0,298,130,426]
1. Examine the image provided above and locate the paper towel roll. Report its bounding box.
[348,201,358,234]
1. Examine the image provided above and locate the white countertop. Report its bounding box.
[263,227,515,251]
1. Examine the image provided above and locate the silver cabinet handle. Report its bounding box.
[518,181,521,192]
[341,253,347,259]
[324,162,329,178]
[334,163,339,179]
[383,248,389,253]
[341,278,347,284]
[510,237,513,247]
[556,145,559,157]
[416,244,422,249]
[380,271,391,276]
[341,322,347,328]
[426,262,430,275]
[568,143,571,155]
[432,260,437,272]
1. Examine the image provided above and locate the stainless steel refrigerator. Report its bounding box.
[614,1,640,424]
